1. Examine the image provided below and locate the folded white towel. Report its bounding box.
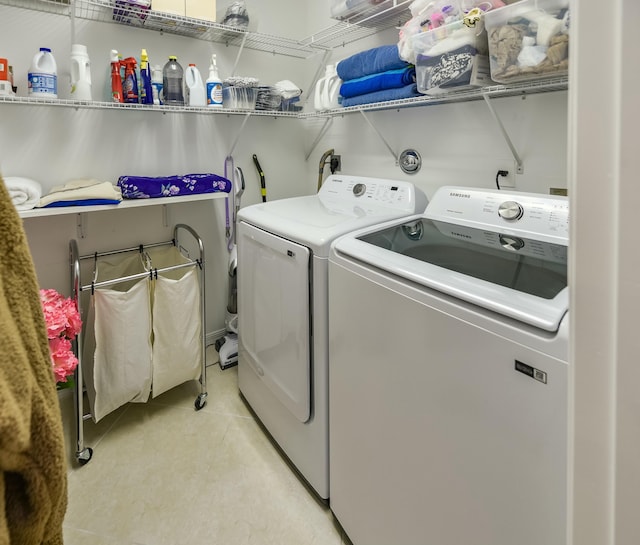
[38,180,122,208]
[3,176,43,211]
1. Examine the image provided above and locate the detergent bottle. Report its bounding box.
[185,63,206,107]
[121,57,139,103]
[69,44,92,101]
[314,64,340,111]
[139,48,153,104]
[28,47,57,98]
[109,49,123,102]
[205,53,223,108]
[321,64,341,110]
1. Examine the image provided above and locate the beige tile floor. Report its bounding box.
[59,346,349,545]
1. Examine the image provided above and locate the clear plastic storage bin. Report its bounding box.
[412,19,493,96]
[485,0,570,84]
[222,85,258,109]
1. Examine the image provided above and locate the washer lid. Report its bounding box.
[237,175,428,256]
[332,213,569,332]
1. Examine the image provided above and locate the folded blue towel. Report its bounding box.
[117,173,232,199]
[340,67,416,98]
[43,199,121,208]
[337,45,409,81]
[341,83,421,107]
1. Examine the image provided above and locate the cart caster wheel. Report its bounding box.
[76,447,93,466]
[194,394,207,411]
[215,338,225,352]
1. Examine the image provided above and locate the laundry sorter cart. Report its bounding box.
[69,224,207,465]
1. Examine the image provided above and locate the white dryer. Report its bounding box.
[237,175,428,500]
[328,186,569,545]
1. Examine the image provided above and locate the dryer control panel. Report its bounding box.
[425,186,569,244]
[319,174,428,213]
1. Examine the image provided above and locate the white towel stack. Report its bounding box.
[3,176,43,211]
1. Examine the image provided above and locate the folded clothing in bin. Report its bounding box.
[412,18,494,95]
[117,173,232,199]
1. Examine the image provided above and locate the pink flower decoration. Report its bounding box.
[40,289,82,384]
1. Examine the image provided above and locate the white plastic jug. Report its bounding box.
[70,44,92,101]
[314,64,341,111]
[322,64,341,110]
[185,64,206,107]
[28,47,57,98]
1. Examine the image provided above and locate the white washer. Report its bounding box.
[328,186,569,545]
[237,175,428,500]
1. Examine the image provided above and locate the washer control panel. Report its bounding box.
[318,174,428,213]
[425,186,569,243]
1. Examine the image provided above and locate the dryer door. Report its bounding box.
[237,221,311,422]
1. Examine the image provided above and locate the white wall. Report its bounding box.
[0,2,315,338]
[1,2,568,340]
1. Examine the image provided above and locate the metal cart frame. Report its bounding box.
[69,224,207,465]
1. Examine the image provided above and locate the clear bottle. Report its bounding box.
[162,55,184,106]
[151,65,163,105]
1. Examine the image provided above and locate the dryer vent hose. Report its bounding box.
[317,148,334,191]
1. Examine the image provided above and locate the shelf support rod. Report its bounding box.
[359,110,398,163]
[162,204,169,227]
[305,117,333,161]
[227,112,252,157]
[76,213,87,239]
[482,94,524,173]
[230,33,249,77]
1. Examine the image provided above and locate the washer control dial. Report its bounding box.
[498,200,524,221]
[353,183,366,197]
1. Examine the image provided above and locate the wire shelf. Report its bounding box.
[301,77,570,118]
[76,0,325,59]
[0,0,71,15]
[0,95,301,117]
[303,0,412,49]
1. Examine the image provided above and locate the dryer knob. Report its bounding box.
[498,201,524,221]
[353,183,366,197]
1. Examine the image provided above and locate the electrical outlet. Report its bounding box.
[498,166,516,188]
[331,154,341,172]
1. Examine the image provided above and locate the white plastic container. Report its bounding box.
[314,64,340,111]
[28,47,57,98]
[412,19,494,95]
[70,44,92,101]
[485,0,570,83]
[205,53,223,108]
[185,64,206,107]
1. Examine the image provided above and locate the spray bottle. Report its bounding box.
[205,53,223,108]
[139,48,153,104]
[121,57,139,103]
[110,49,123,103]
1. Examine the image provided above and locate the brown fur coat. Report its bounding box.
[0,177,67,545]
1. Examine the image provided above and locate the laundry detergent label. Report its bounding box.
[206,81,223,106]
[28,72,57,95]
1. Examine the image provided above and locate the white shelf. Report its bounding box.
[2,76,568,118]
[0,94,300,117]
[19,192,228,219]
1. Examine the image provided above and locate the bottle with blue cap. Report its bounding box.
[28,47,57,98]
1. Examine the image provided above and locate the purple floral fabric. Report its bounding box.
[117,173,232,199]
